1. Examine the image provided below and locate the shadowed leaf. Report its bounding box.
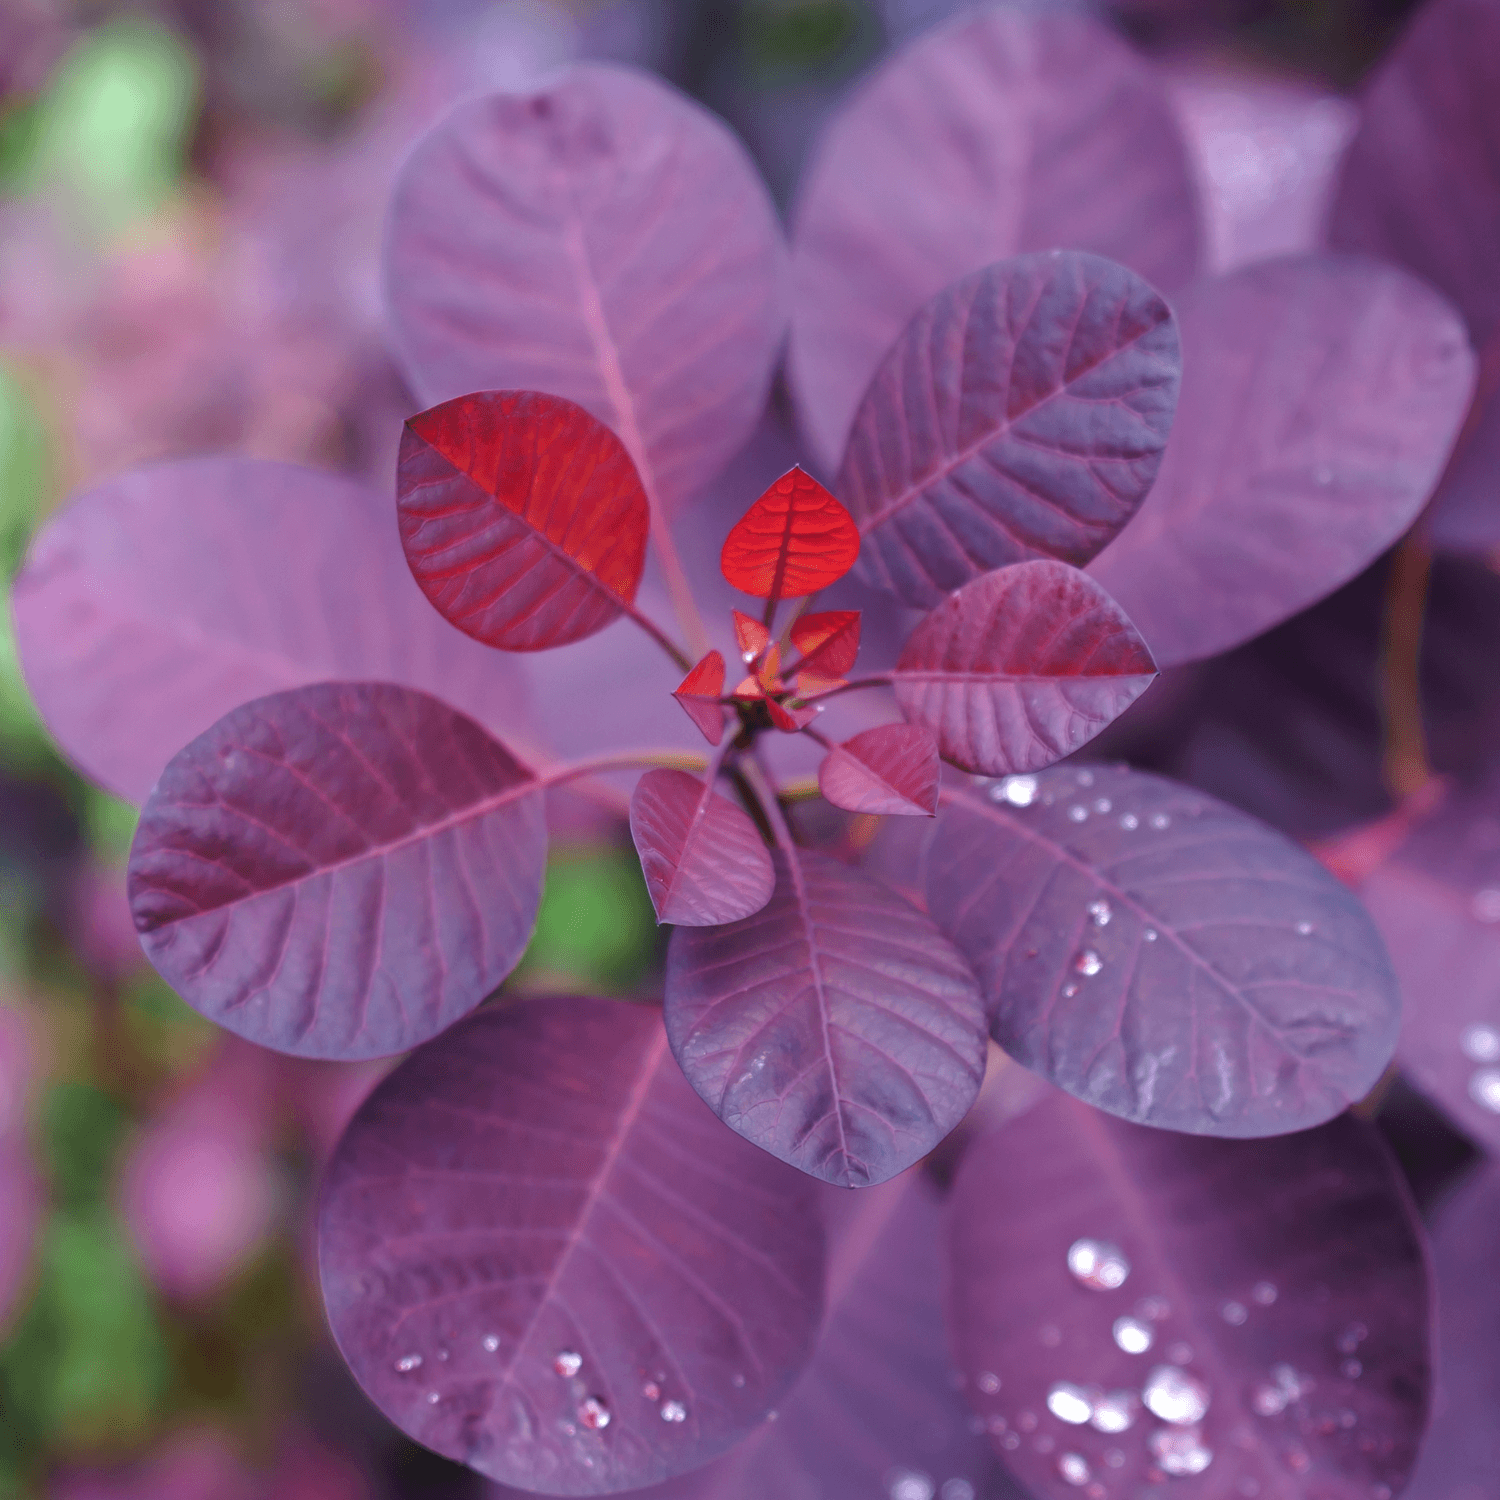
[719,468,859,602]
[818,724,938,817]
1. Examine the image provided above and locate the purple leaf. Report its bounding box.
[384,66,787,516]
[318,995,824,1495]
[927,765,1400,1136]
[10,458,533,805]
[1088,255,1475,668]
[789,9,1200,471]
[893,562,1156,777]
[948,1092,1430,1500]
[817,724,940,818]
[629,769,775,927]
[836,253,1181,609]
[128,682,546,1061]
[664,848,987,1187]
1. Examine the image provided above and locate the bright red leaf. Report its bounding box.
[790,610,861,677]
[398,390,650,651]
[732,609,772,663]
[719,468,860,601]
[818,724,939,817]
[673,650,726,745]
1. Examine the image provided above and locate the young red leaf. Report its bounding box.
[719,468,859,601]
[128,682,546,1060]
[398,390,649,652]
[732,609,771,663]
[630,769,775,927]
[664,848,986,1187]
[893,561,1156,776]
[673,650,727,746]
[790,610,860,677]
[818,724,939,818]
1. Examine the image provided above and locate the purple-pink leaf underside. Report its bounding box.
[1087,255,1475,668]
[1356,776,1500,1154]
[948,1093,1429,1500]
[836,252,1181,610]
[788,9,1200,471]
[818,724,939,818]
[384,64,787,516]
[318,996,824,1496]
[629,769,775,927]
[927,765,1400,1136]
[893,561,1156,777]
[9,457,534,805]
[664,847,987,1188]
[128,682,545,1061]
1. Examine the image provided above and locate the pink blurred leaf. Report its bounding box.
[817,724,939,817]
[0,1002,38,1334]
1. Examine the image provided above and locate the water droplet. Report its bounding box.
[1473,888,1500,922]
[482,1335,500,1353]
[1016,1410,1039,1433]
[888,1471,936,1500]
[977,1371,1001,1395]
[1221,1301,1248,1326]
[1314,465,1334,486]
[996,776,1038,807]
[395,1354,423,1373]
[1149,1425,1214,1476]
[1073,950,1103,977]
[1470,1068,1500,1112]
[1142,1365,1211,1425]
[1057,1453,1091,1487]
[643,1381,661,1400]
[941,1482,976,1500]
[1284,1446,1311,1474]
[1090,1390,1140,1433]
[1252,1362,1311,1415]
[554,1351,583,1378]
[1252,1281,1278,1305]
[1461,1024,1500,1062]
[426,1390,441,1404]
[1069,805,1088,823]
[1295,920,1314,936]
[1047,1382,1097,1424]
[1063,983,1079,998]
[1120,813,1140,830]
[731,1372,746,1388]
[1088,899,1113,926]
[985,1415,1006,1435]
[1341,1359,1363,1380]
[1067,1238,1130,1290]
[1113,1316,1154,1354]
[578,1396,611,1430]
[1094,798,1113,814]
[1001,1432,1020,1451]
[661,1400,687,1423]
[1167,1342,1194,1365]
[1039,1323,1062,1347]
[1143,928,1159,941]
[1077,771,1095,787]
[1336,1322,1368,1354]
[1105,1448,1126,1469]
[436,1348,449,1362]
[1150,813,1171,830]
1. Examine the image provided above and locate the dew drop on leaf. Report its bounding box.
[1120,813,1139,830]
[1142,1364,1210,1424]
[482,1334,500,1353]
[1342,1358,1364,1379]
[578,1396,611,1429]
[660,1399,687,1423]
[426,1390,441,1404]
[1143,928,1158,941]
[1221,1301,1248,1325]
[1067,1237,1130,1289]
[995,775,1038,807]
[1090,1389,1141,1433]
[554,1350,583,1378]
[1296,920,1314,935]
[888,1470,935,1500]
[1093,798,1113,814]
[976,1370,1001,1394]
[1088,899,1112,926]
[1252,1280,1278,1305]
[1057,1452,1091,1486]
[1113,1315,1154,1354]
[1469,1069,1500,1112]
[1068,805,1088,822]
[940,1482,975,1500]
[1150,812,1171,830]
[1149,1424,1214,1475]
[1046,1382,1096,1424]
[395,1353,422,1373]
[1073,950,1103,977]
[1460,1023,1500,1062]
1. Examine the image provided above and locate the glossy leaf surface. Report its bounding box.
[893,562,1156,776]
[789,9,1200,469]
[397,391,649,651]
[718,469,859,601]
[129,682,545,1060]
[385,65,787,515]
[10,458,533,805]
[320,997,824,1494]
[665,848,986,1187]
[1089,255,1475,667]
[818,724,939,817]
[928,765,1400,1135]
[629,769,775,928]
[673,652,726,746]
[837,253,1181,609]
[949,1093,1429,1500]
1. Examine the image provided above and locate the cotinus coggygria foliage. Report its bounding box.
[11,4,1493,1496]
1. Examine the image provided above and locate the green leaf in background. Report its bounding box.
[740,0,868,83]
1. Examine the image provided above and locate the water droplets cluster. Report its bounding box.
[1067,1238,1130,1291]
[1460,1022,1500,1114]
[886,1471,977,1500]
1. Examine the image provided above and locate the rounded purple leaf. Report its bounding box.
[927,765,1400,1136]
[1088,255,1476,668]
[384,65,787,516]
[129,682,546,1060]
[789,9,1200,470]
[665,848,987,1188]
[319,995,824,1495]
[836,252,1181,609]
[948,1091,1430,1500]
[817,723,940,818]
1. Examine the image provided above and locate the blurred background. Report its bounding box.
[0,0,1463,1496]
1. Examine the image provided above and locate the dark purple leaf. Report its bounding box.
[948,1092,1429,1500]
[384,66,787,516]
[836,253,1181,609]
[664,847,987,1187]
[893,562,1156,777]
[927,765,1400,1136]
[9,458,533,805]
[818,724,940,818]
[789,9,1200,470]
[319,995,824,1495]
[1088,255,1475,668]
[629,769,775,927]
[128,682,545,1061]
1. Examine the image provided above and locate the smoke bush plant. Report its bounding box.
[10,1,1499,1496]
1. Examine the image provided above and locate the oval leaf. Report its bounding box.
[319,996,825,1494]
[398,391,649,651]
[927,765,1401,1135]
[128,682,546,1060]
[837,253,1181,609]
[1088,255,1476,667]
[385,66,787,516]
[789,9,1200,470]
[893,561,1156,777]
[948,1092,1429,1500]
[664,847,986,1187]
[818,724,939,817]
[719,468,859,601]
[10,458,534,804]
[629,769,775,927]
